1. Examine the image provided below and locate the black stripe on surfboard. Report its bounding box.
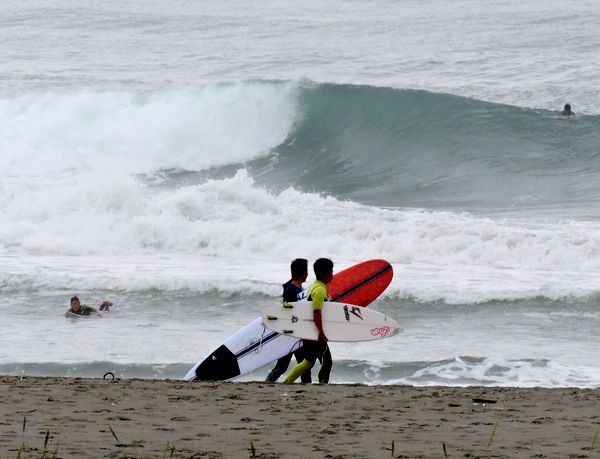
[235,330,281,359]
[331,263,392,302]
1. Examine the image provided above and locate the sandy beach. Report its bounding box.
[0,377,598,458]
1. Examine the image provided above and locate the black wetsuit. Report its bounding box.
[265,281,311,383]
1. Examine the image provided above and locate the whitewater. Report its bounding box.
[1,0,599,387]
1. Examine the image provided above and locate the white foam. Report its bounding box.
[0,83,298,176]
[385,356,600,388]
[4,170,600,302]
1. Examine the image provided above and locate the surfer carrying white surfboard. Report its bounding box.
[265,258,312,383]
[284,258,334,384]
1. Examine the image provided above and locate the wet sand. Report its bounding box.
[0,376,599,458]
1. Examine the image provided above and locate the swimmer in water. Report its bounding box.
[560,103,574,116]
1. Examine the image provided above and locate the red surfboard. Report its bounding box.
[328,259,393,306]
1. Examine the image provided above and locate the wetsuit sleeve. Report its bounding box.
[82,306,97,316]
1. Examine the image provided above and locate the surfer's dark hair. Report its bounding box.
[290,258,308,280]
[313,258,334,280]
[70,296,79,303]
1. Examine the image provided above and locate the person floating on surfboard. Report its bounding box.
[65,296,109,318]
[265,258,312,383]
[285,258,334,384]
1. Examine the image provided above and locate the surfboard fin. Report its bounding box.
[266,315,278,320]
[282,302,293,309]
[282,330,294,334]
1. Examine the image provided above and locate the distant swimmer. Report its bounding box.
[561,103,575,116]
[65,296,107,318]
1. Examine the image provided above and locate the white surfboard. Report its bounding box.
[262,301,401,342]
[183,317,302,381]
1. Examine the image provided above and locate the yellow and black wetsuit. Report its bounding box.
[284,280,330,383]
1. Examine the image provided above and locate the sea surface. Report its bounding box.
[1,0,599,387]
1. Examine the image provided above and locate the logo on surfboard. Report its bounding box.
[370,326,391,337]
[343,305,364,322]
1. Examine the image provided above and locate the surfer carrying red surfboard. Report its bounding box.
[284,258,334,384]
[184,259,392,382]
